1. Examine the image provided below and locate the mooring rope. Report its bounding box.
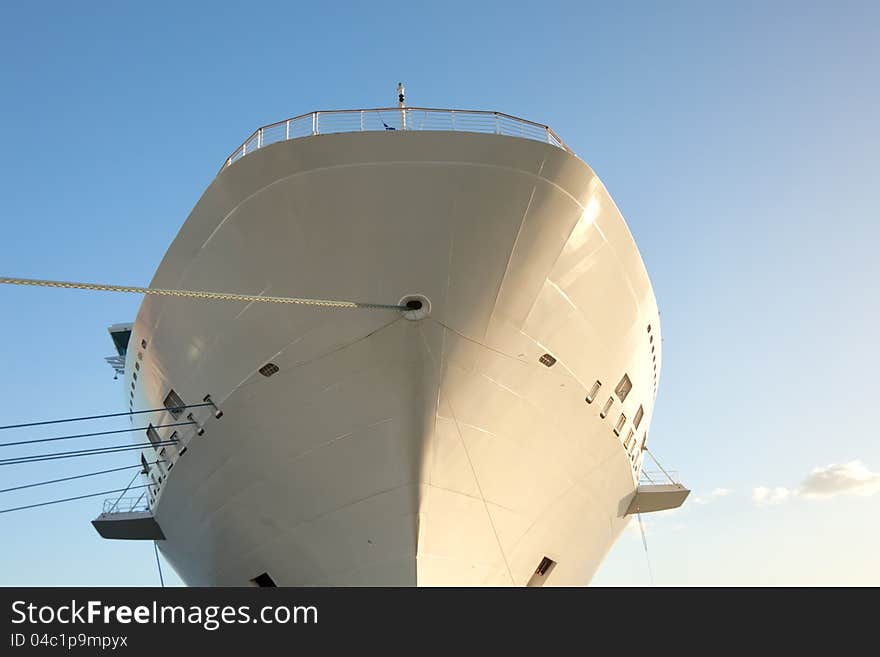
[0,276,408,311]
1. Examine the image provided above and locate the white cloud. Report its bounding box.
[799,461,880,499]
[752,460,880,506]
[752,486,792,505]
[693,487,733,505]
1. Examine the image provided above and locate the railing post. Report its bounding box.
[312,112,318,136]
[258,128,263,148]
[360,110,364,131]
[495,112,500,135]
[286,120,290,140]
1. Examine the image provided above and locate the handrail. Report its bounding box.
[220,107,573,173]
[102,494,150,514]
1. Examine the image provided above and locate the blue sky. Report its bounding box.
[0,1,877,586]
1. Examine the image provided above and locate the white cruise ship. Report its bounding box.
[93,100,688,586]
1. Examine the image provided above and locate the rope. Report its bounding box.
[0,461,163,494]
[0,276,407,311]
[0,484,152,515]
[0,404,212,430]
[0,422,194,448]
[0,440,179,466]
[645,448,676,484]
[636,512,654,585]
[154,541,165,587]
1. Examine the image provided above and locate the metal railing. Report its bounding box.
[102,492,148,514]
[639,470,681,486]
[221,107,572,172]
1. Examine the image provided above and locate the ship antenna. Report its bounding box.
[397,82,406,130]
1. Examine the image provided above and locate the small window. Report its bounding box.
[259,363,280,377]
[132,371,137,381]
[146,424,161,451]
[168,431,179,445]
[613,413,626,436]
[633,405,644,431]
[140,453,149,474]
[141,339,148,349]
[251,572,277,587]
[526,557,557,587]
[614,374,632,403]
[624,428,635,450]
[600,397,613,419]
[164,389,186,419]
[135,361,140,371]
[538,353,557,367]
[585,380,601,404]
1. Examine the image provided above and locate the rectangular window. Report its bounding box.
[585,380,601,404]
[624,428,635,450]
[250,572,277,587]
[164,389,186,419]
[600,397,613,419]
[633,405,644,430]
[613,413,626,436]
[615,374,632,403]
[526,557,557,587]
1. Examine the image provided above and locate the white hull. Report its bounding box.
[123,129,661,585]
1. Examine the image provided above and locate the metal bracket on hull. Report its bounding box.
[625,484,690,515]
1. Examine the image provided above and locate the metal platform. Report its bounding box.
[625,484,691,515]
[92,510,165,540]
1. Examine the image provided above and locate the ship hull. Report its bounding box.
[126,130,661,585]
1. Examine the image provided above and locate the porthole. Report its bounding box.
[259,363,280,377]
[600,397,613,419]
[141,339,148,349]
[585,380,601,404]
[133,371,137,381]
[131,381,135,390]
[647,325,651,333]
[613,413,626,436]
[650,335,653,344]
[135,361,140,371]
[538,353,557,367]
